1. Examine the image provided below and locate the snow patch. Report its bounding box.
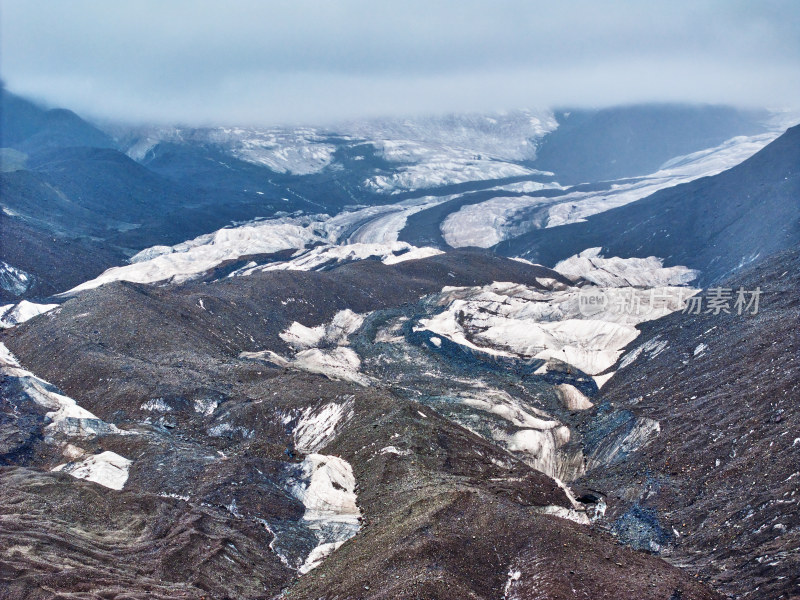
[0,261,33,296]
[194,397,218,416]
[292,401,354,453]
[534,504,591,525]
[52,451,132,490]
[593,372,615,389]
[0,301,59,328]
[619,336,669,370]
[555,248,698,287]
[299,541,345,574]
[380,446,411,456]
[292,454,361,574]
[242,347,368,386]
[556,384,594,410]
[280,310,365,351]
[140,398,171,412]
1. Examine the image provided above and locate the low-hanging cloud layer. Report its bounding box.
[2,0,799,126]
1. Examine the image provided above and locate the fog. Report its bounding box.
[2,0,799,126]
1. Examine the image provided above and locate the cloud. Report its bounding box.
[2,0,799,125]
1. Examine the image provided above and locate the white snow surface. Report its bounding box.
[299,541,345,574]
[294,453,360,524]
[293,348,367,385]
[554,247,698,286]
[440,192,554,248]
[194,397,219,416]
[618,336,670,370]
[0,261,33,295]
[293,453,361,574]
[216,128,336,175]
[457,388,579,479]
[461,389,558,431]
[140,398,172,412]
[65,202,445,292]
[556,384,594,410]
[67,216,326,293]
[243,309,371,385]
[440,129,785,248]
[52,451,132,490]
[333,199,451,245]
[126,110,558,180]
[0,301,59,328]
[533,505,591,525]
[365,150,541,194]
[380,446,411,456]
[241,347,368,386]
[344,110,557,162]
[347,110,557,193]
[239,242,443,277]
[125,125,336,175]
[280,310,365,351]
[417,253,697,378]
[291,400,354,454]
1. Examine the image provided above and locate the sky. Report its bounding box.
[1,0,799,126]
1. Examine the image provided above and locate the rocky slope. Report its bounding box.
[1,89,796,599]
[0,251,724,599]
[573,248,799,599]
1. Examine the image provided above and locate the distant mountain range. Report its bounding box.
[498,123,800,284]
[2,86,793,301]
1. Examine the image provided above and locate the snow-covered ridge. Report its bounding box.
[341,109,557,162]
[212,127,337,175]
[364,151,543,194]
[66,216,326,293]
[125,125,337,175]
[441,128,785,248]
[234,242,444,277]
[66,205,445,293]
[124,110,557,181]
[358,110,558,194]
